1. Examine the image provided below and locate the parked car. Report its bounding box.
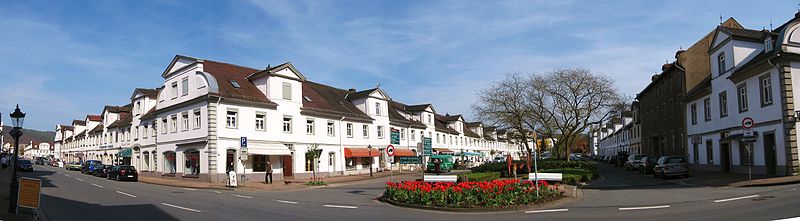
[426,155,454,173]
[107,165,138,182]
[654,156,689,178]
[639,156,657,174]
[81,160,102,174]
[35,158,45,165]
[93,165,112,177]
[66,162,82,171]
[492,156,505,163]
[18,159,34,172]
[625,154,646,171]
[615,151,629,167]
[569,153,583,161]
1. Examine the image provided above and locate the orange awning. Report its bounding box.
[345,148,380,158]
[434,148,454,153]
[393,148,416,157]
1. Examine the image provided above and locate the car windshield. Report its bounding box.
[635,155,645,160]
[20,160,32,164]
[120,166,136,170]
[667,157,686,164]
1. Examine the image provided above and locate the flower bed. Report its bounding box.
[383,180,561,208]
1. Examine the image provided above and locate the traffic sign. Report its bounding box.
[399,156,421,164]
[240,137,248,148]
[390,129,400,145]
[423,137,432,155]
[742,117,755,129]
[386,145,395,157]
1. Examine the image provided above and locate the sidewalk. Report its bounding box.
[681,168,800,187]
[0,166,38,221]
[139,170,420,192]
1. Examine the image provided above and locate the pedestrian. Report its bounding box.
[265,160,273,184]
[1,155,7,169]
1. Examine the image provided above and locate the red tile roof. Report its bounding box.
[87,115,102,122]
[203,60,277,106]
[301,81,373,123]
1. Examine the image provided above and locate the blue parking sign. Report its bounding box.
[240,137,247,148]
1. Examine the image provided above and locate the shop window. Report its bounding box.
[346,158,356,170]
[163,151,176,174]
[252,155,267,172]
[184,149,200,176]
[143,152,150,171]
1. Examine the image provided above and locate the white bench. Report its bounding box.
[528,173,563,182]
[423,175,458,183]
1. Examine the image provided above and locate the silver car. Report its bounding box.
[654,156,689,178]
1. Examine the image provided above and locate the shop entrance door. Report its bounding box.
[282,154,293,177]
[764,133,776,175]
[720,143,730,172]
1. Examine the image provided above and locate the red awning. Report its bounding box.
[393,148,416,157]
[345,148,381,158]
[434,148,454,153]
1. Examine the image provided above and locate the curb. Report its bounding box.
[730,179,800,187]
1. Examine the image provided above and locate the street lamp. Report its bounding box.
[367,145,373,177]
[8,105,25,214]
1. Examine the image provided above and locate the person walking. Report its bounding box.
[1,155,7,169]
[265,160,273,184]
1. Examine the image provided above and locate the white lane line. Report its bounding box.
[323,205,358,209]
[90,183,104,188]
[618,205,670,211]
[275,200,299,204]
[714,195,759,203]
[181,188,197,191]
[116,191,137,198]
[525,208,569,214]
[773,216,800,221]
[213,191,221,194]
[161,203,202,213]
[75,178,84,182]
[232,194,253,199]
[64,174,71,177]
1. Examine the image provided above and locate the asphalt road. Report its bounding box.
[21,163,800,221]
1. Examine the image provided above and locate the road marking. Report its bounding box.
[64,174,71,177]
[525,208,569,214]
[773,216,800,221]
[75,178,84,182]
[232,194,253,199]
[161,203,202,213]
[714,195,759,203]
[116,191,137,198]
[90,183,104,188]
[213,191,221,194]
[323,205,358,209]
[618,205,670,211]
[275,200,299,204]
[182,188,197,191]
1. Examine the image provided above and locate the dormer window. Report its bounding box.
[229,80,241,88]
[375,102,382,116]
[765,38,774,52]
[717,53,726,76]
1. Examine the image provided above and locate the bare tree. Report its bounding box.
[525,68,621,161]
[473,73,535,172]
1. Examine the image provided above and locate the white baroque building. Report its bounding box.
[685,14,800,176]
[54,55,521,183]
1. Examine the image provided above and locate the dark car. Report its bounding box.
[35,158,45,165]
[625,154,646,171]
[639,156,657,174]
[93,165,112,177]
[615,151,629,167]
[107,165,138,182]
[654,156,689,178]
[18,160,34,172]
[81,160,102,174]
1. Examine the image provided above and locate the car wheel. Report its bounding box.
[116,175,121,181]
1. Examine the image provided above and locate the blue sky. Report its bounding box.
[1,0,797,131]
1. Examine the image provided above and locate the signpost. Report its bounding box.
[740,117,755,181]
[386,145,395,157]
[240,137,248,187]
[17,177,41,216]
[423,138,432,155]
[390,129,400,145]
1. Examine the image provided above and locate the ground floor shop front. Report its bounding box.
[688,123,797,176]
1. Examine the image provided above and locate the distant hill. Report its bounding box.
[2,126,55,146]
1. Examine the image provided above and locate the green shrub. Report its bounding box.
[561,174,581,185]
[461,172,500,182]
[539,168,593,182]
[470,159,596,175]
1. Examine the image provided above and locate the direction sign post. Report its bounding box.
[740,117,755,181]
[390,129,400,145]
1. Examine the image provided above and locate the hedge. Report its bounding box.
[538,168,595,182]
[460,172,501,182]
[471,159,596,175]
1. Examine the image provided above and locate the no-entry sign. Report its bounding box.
[386,145,395,157]
[742,117,754,129]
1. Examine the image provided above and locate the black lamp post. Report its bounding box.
[367,145,373,177]
[8,105,25,213]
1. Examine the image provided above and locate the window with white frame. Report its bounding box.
[327,121,335,136]
[193,109,201,130]
[169,115,177,133]
[161,118,167,134]
[226,110,238,128]
[181,77,189,96]
[717,53,726,76]
[410,129,415,141]
[144,125,149,139]
[255,113,266,131]
[282,82,292,100]
[182,112,189,131]
[283,116,292,133]
[363,125,369,138]
[719,92,728,117]
[306,118,315,134]
[760,74,773,106]
[377,126,384,138]
[346,123,353,137]
[400,128,405,140]
[737,83,748,112]
[171,82,178,99]
[703,98,711,122]
[375,102,381,116]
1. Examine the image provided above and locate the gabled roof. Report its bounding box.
[719,26,769,41]
[463,128,481,138]
[88,124,104,134]
[465,122,483,128]
[434,114,460,134]
[132,88,160,100]
[405,104,434,112]
[139,107,157,120]
[202,59,278,106]
[72,120,86,126]
[59,125,74,131]
[388,101,427,129]
[102,104,132,114]
[246,62,308,81]
[346,88,378,100]
[109,112,132,129]
[439,114,463,122]
[86,115,102,122]
[300,81,374,123]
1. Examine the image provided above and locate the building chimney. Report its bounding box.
[651,74,660,82]
[675,49,686,59]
